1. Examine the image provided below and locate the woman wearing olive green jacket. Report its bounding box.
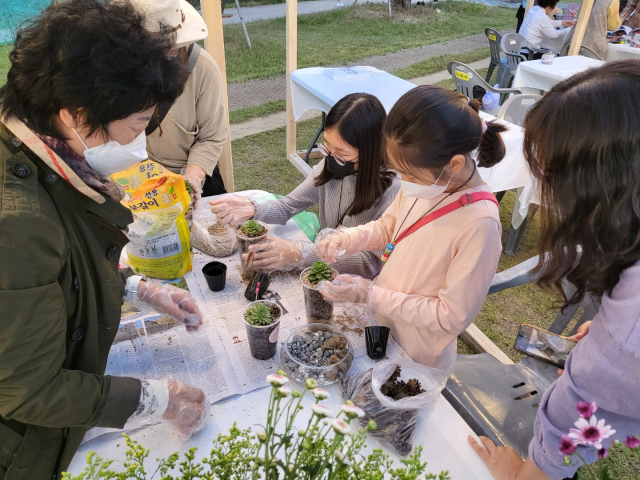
[0,1,209,478]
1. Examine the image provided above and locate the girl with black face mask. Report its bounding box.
[210,93,400,279]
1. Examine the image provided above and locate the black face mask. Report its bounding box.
[326,155,356,178]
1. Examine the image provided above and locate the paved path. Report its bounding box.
[228,30,512,110]
[230,57,491,140]
[222,0,517,25]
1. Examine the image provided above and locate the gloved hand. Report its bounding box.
[181,164,206,207]
[162,379,209,440]
[315,228,353,264]
[137,280,203,332]
[209,195,256,227]
[318,274,372,304]
[243,235,303,272]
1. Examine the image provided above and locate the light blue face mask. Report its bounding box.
[74,129,148,177]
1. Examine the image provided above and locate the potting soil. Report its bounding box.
[342,367,423,456]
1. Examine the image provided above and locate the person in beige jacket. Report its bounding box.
[134,0,229,198]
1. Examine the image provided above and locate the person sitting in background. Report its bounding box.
[469,61,640,480]
[519,0,575,52]
[620,0,640,29]
[136,0,229,199]
[210,93,400,278]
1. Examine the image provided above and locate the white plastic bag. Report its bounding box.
[342,359,448,455]
[190,209,237,257]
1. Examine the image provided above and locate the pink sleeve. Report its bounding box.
[367,217,501,334]
[344,191,401,254]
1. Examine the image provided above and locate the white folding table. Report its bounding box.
[289,66,537,250]
[605,42,640,61]
[68,195,494,479]
[512,55,604,94]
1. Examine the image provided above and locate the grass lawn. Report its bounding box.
[228,46,492,121]
[0,44,12,86]
[1,3,509,89]
[224,0,316,8]
[223,1,515,83]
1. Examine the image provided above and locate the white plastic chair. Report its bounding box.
[447,61,521,108]
[497,94,543,127]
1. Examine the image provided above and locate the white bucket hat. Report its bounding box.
[132,0,208,49]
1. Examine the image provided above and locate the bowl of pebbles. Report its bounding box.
[280,324,354,386]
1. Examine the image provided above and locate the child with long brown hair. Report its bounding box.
[317,85,506,374]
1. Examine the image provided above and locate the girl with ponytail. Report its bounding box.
[316,85,505,373]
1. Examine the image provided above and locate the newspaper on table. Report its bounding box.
[85,232,403,443]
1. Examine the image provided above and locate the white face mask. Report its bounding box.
[74,129,148,176]
[400,167,454,200]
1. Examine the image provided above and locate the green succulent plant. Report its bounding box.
[245,302,274,326]
[239,219,265,238]
[184,179,194,197]
[307,261,334,284]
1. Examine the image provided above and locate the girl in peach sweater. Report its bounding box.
[317,86,505,373]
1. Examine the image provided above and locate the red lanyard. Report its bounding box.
[381,192,499,263]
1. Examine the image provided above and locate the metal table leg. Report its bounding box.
[505,203,538,256]
[305,112,326,164]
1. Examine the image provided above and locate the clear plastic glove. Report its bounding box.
[209,195,256,227]
[127,378,209,440]
[318,274,372,304]
[243,235,303,272]
[137,280,203,332]
[181,164,206,207]
[162,379,209,440]
[315,228,353,263]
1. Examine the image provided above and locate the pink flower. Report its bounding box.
[625,436,640,449]
[559,435,576,455]
[568,416,616,450]
[597,448,608,460]
[310,404,333,418]
[332,418,350,435]
[266,374,289,386]
[576,401,597,419]
[341,404,365,419]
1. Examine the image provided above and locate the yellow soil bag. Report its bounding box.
[112,161,192,279]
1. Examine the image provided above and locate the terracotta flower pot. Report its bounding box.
[243,300,282,360]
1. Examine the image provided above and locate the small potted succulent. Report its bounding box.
[300,261,337,324]
[243,300,282,360]
[236,219,268,275]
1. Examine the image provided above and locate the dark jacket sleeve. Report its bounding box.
[0,209,139,429]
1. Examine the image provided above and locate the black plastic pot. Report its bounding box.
[202,261,227,292]
[365,326,390,360]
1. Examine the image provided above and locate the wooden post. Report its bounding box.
[285,0,311,176]
[525,0,534,15]
[285,0,297,164]
[568,0,595,56]
[201,0,235,192]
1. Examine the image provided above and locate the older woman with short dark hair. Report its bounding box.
[0,1,209,477]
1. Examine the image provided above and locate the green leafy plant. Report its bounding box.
[184,179,194,197]
[307,261,334,284]
[245,302,275,326]
[240,219,266,238]
[64,372,450,480]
